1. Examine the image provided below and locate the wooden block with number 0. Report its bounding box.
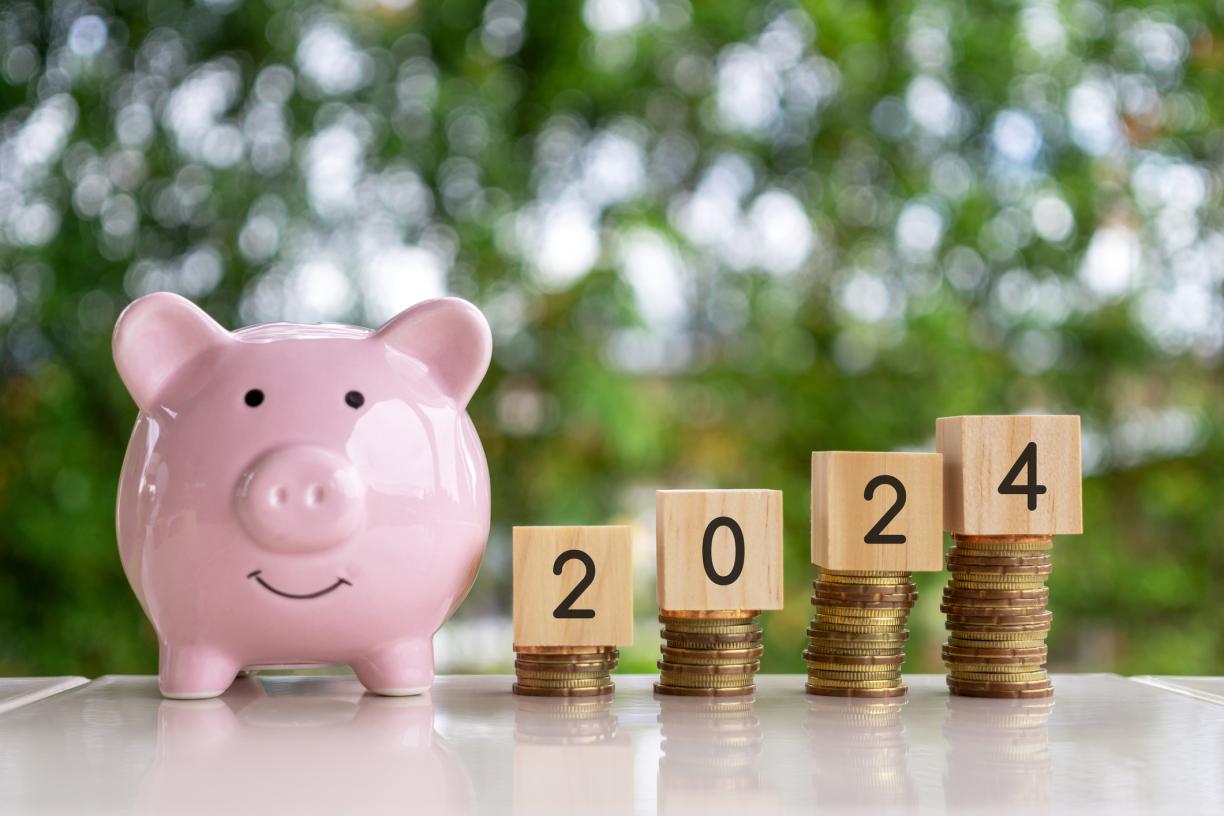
[811,451,944,572]
[512,526,634,648]
[936,415,1082,535]
[655,490,784,611]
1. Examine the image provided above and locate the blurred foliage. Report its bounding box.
[1,0,1222,678]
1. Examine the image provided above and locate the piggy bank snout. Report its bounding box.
[236,446,366,552]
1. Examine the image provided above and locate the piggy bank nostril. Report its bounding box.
[271,487,288,507]
[305,484,325,507]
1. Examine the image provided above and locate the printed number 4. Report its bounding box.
[998,441,1048,511]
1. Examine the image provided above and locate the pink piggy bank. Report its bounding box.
[112,293,492,699]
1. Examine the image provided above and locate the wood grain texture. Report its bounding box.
[936,415,1082,535]
[655,490,784,611]
[811,451,944,571]
[512,526,635,647]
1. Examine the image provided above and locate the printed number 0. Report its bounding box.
[551,549,596,619]
[997,441,1047,511]
[863,475,907,544]
[702,517,745,586]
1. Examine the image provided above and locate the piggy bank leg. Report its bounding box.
[159,644,239,700]
[351,639,434,696]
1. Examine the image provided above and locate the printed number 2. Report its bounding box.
[552,550,596,619]
[998,441,1047,511]
[863,475,907,544]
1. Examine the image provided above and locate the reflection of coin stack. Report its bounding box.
[513,695,618,745]
[805,571,914,697]
[805,697,916,811]
[942,535,1053,699]
[655,610,762,697]
[513,646,617,697]
[943,696,1054,809]
[658,695,763,807]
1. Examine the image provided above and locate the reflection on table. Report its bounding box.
[943,694,1053,812]
[805,695,918,812]
[512,692,633,815]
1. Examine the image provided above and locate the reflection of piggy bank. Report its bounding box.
[112,293,492,699]
[139,677,474,815]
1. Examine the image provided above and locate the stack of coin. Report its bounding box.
[804,570,914,698]
[512,646,617,697]
[655,610,762,697]
[942,534,1053,699]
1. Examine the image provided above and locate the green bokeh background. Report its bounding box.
[1,0,1221,678]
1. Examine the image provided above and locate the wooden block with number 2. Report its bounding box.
[512,526,635,648]
[811,451,944,572]
[936,415,1082,536]
[656,490,784,612]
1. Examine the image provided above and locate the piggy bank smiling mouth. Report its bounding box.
[246,570,352,600]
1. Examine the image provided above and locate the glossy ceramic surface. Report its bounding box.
[1134,675,1224,706]
[0,674,1220,815]
[0,677,87,714]
[111,294,493,698]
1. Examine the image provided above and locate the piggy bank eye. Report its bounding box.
[344,390,365,409]
[244,389,265,407]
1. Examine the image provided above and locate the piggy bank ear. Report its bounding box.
[374,297,492,408]
[113,293,231,411]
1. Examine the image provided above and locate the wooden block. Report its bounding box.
[811,451,944,572]
[655,490,784,611]
[936,415,1082,535]
[512,526,634,648]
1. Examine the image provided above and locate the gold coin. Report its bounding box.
[951,535,1054,549]
[807,670,905,685]
[663,638,763,651]
[951,670,1050,683]
[949,571,1048,581]
[515,676,618,689]
[659,610,759,620]
[805,660,900,673]
[513,683,615,698]
[948,579,1047,591]
[807,629,909,643]
[802,677,901,689]
[515,668,612,681]
[660,621,761,635]
[816,619,908,632]
[654,683,755,697]
[658,672,758,688]
[658,660,759,675]
[660,646,763,664]
[819,573,913,586]
[514,645,617,655]
[946,629,1049,641]
[812,606,910,618]
[944,662,1046,673]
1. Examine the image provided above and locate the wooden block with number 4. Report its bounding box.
[936,415,1082,536]
[811,451,944,572]
[656,490,784,611]
[513,526,634,648]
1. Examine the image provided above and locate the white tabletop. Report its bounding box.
[0,676,87,715]
[0,673,1221,815]
[1133,675,1224,705]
